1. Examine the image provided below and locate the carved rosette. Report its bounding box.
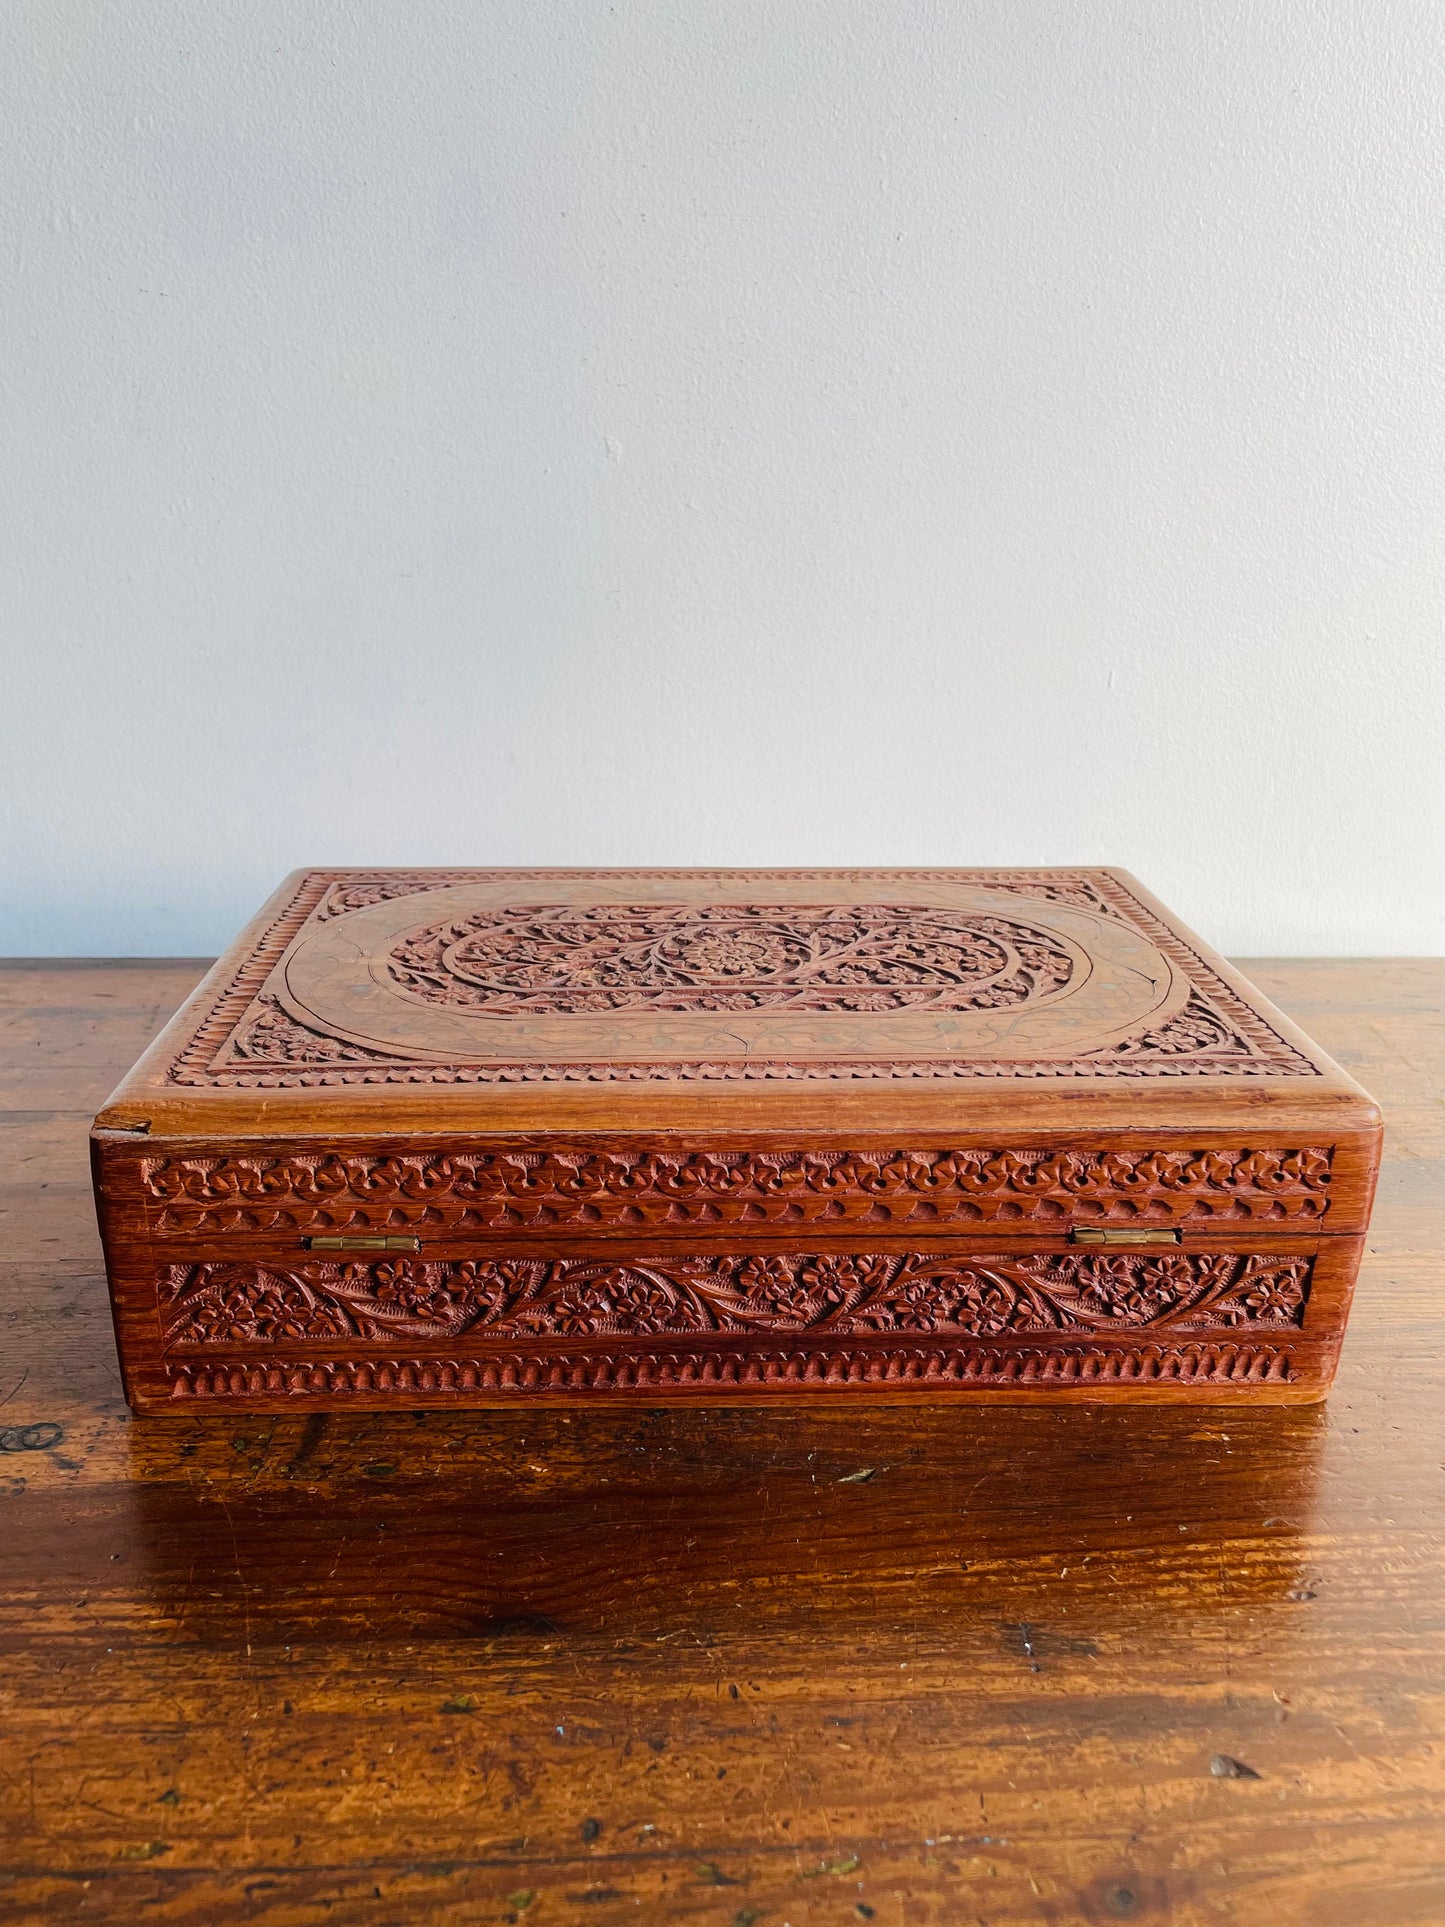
[159,1250,1313,1349]
[135,1145,1334,1236]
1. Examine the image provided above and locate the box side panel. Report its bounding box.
[133,1294,1344,1404]
[97,1118,1372,1415]
[105,1208,1365,1418]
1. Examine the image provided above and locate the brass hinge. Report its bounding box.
[304,1235,422,1253]
[1070,1227,1182,1248]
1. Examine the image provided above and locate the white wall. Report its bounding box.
[3,1,1443,957]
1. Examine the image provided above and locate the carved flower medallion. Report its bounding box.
[384,903,1075,1017]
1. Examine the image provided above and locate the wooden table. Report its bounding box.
[2,959,1442,1927]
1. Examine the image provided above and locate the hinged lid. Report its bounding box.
[94,867,1380,1143]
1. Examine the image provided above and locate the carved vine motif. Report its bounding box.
[1102,993,1247,1060]
[165,1342,1295,1399]
[167,870,1322,1083]
[138,1145,1334,1235]
[160,1250,1312,1348]
[229,997,383,1068]
[385,904,1076,1016]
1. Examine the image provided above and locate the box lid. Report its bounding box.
[95,868,1379,1141]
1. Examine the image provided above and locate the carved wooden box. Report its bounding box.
[92,868,1380,1411]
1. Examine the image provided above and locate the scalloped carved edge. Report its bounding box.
[162,870,1321,1084]
[165,1341,1295,1399]
[134,1144,1335,1234]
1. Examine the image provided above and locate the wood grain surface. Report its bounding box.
[2,957,1443,1924]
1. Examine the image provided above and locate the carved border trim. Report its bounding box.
[134,1144,1335,1233]
[165,871,1319,1084]
[165,1342,1294,1398]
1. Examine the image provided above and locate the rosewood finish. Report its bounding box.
[90,870,1382,1409]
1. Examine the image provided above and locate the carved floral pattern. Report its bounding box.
[228,999,380,1068]
[385,904,1076,1016]
[163,871,1322,1083]
[160,1250,1312,1348]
